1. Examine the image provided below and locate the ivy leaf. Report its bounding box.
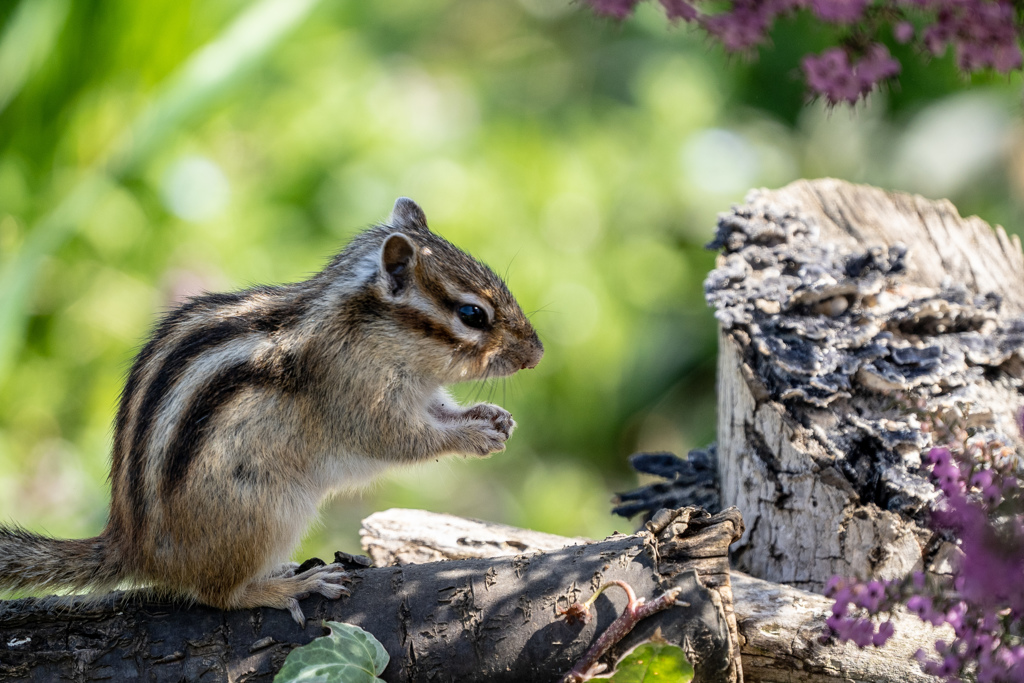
[597,641,694,683]
[273,621,389,683]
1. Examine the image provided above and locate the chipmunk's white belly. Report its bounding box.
[315,450,393,495]
[258,452,391,574]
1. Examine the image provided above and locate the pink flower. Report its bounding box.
[992,43,1023,72]
[971,469,994,490]
[810,0,870,23]
[907,595,935,619]
[855,580,887,613]
[925,447,952,467]
[582,0,1024,108]
[944,602,967,634]
[894,21,914,44]
[872,620,894,647]
[802,44,899,105]
[702,8,771,51]
[831,586,853,616]
[802,48,857,104]
[854,44,900,93]
[585,0,642,19]
[937,653,962,677]
[824,575,846,595]
[659,0,698,21]
[932,461,963,496]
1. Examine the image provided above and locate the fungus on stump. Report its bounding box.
[705,178,1024,591]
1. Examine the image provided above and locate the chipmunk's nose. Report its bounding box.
[519,337,544,369]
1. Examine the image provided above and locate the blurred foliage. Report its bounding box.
[0,0,1022,559]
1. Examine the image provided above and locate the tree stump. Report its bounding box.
[705,178,1024,591]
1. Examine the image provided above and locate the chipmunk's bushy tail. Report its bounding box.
[0,526,122,595]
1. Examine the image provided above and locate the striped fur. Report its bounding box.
[0,198,543,623]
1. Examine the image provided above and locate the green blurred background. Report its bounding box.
[1,0,1022,562]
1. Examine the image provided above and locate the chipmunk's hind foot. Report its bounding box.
[224,563,351,627]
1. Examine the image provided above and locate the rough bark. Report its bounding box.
[0,507,742,683]
[362,508,947,683]
[705,178,1024,592]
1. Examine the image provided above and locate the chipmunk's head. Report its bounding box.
[370,197,543,384]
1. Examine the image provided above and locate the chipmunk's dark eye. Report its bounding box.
[457,304,489,329]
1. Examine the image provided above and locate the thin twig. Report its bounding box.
[561,581,685,682]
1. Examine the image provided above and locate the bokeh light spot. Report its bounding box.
[161,155,231,222]
[680,128,760,195]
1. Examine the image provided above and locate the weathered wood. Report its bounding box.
[360,507,590,566]
[362,506,744,683]
[705,178,1024,591]
[731,573,946,683]
[361,509,946,683]
[0,507,741,683]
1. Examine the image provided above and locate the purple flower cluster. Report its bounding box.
[582,0,1024,105]
[824,576,897,647]
[822,423,1024,682]
[927,444,1024,620]
[802,45,900,105]
[914,0,1023,72]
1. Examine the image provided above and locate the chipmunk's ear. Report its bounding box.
[381,232,417,296]
[389,197,429,232]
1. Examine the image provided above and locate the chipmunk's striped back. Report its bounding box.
[107,286,315,555]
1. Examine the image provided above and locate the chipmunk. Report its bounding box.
[0,198,543,626]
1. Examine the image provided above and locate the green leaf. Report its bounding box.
[108,0,322,175]
[273,621,389,683]
[0,0,70,114]
[599,641,694,683]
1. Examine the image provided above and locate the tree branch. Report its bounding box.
[0,507,742,683]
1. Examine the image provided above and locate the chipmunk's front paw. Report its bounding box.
[462,403,516,455]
